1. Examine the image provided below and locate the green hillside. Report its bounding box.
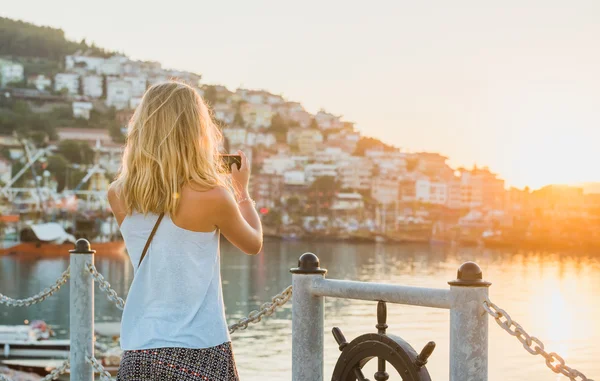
[0,16,113,76]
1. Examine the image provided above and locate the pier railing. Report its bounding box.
[0,243,594,381]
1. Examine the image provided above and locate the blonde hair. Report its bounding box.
[113,80,228,216]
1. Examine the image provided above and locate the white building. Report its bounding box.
[315,109,344,130]
[106,79,132,110]
[326,130,360,153]
[371,176,399,205]
[72,102,93,119]
[332,193,364,211]
[262,155,310,175]
[338,156,374,190]
[129,97,143,110]
[54,73,80,95]
[27,75,52,91]
[148,75,169,86]
[123,76,147,97]
[99,56,127,76]
[415,178,448,205]
[247,132,276,148]
[213,104,235,125]
[313,147,350,163]
[0,156,12,185]
[223,127,247,148]
[0,60,24,87]
[283,170,306,186]
[262,156,296,175]
[305,163,337,183]
[65,55,106,72]
[240,103,274,129]
[82,75,103,98]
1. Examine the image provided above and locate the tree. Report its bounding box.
[203,86,217,106]
[46,154,69,192]
[353,136,397,156]
[308,176,340,215]
[57,140,94,165]
[309,117,319,130]
[269,113,289,143]
[233,111,245,127]
[406,158,419,172]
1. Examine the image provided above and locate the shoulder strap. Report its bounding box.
[138,213,165,268]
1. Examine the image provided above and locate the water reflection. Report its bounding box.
[1,240,598,381]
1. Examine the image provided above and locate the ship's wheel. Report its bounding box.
[331,301,435,381]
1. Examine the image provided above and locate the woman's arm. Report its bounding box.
[213,151,263,255]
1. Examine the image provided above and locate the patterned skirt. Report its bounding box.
[116,342,239,381]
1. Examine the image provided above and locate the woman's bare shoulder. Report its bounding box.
[107,182,127,224]
[182,184,234,205]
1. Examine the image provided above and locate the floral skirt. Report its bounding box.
[116,342,239,381]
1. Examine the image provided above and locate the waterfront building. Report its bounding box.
[531,185,586,218]
[415,178,448,205]
[332,193,364,211]
[54,73,80,95]
[371,176,400,205]
[458,167,505,210]
[252,173,284,209]
[338,156,374,191]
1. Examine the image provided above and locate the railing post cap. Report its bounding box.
[69,238,96,254]
[448,261,491,287]
[290,252,327,275]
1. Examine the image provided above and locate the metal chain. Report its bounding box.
[228,285,292,334]
[0,268,70,307]
[86,354,115,381]
[87,263,125,310]
[483,297,594,381]
[39,360,70,381]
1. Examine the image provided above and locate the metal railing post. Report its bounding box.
[69,239,95,381]
[290,253,327,381]
[448,261,491,381]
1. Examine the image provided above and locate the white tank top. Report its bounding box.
[119,212,230,350]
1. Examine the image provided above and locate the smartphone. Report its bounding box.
[220,154,242,172]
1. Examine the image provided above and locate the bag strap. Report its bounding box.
[138,213,165,268]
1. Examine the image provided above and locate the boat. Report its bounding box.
[0,321,69,359]
[0,220,125,256]
[0,321,122,376]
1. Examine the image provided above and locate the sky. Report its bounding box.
[2,0,600,189]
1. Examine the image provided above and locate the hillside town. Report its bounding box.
[0,50,599,249]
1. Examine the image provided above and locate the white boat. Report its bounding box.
[0,321,70,359]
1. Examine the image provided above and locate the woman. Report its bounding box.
[108,80,262,380]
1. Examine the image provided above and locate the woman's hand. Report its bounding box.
[231,150,251,197]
